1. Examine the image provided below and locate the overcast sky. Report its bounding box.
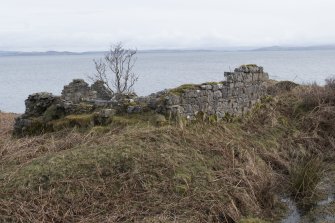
[1,0,335,51]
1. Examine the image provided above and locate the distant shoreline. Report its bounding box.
[1,45,335,57]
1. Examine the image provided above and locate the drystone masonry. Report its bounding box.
[144,64,269,119]
[61,79,96,103]
[90,80,112,100]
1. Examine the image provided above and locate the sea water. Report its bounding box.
[1,50,335,113]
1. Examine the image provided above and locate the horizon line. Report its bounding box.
[1,44,335,55]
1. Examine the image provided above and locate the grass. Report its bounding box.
[290,156,325,207]
[201,81,227,85]
[0,116,281,222]
[0,79,335,222]
[0,112,16,136]
[15,111,167,136]
[169,84,199,95]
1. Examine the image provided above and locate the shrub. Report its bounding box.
[89,42,139,96]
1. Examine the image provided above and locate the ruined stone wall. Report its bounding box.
[59,65,269,119]
[61,79,95,103]
[90,80,112,100]
[61,79,113,103]
[159,65,269,118]
[14,65,270,136]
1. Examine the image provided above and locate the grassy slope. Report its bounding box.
[0,83,334,223]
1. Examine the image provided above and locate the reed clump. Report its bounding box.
[290,156,325,207]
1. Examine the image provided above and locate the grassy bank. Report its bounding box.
[0,80,334,222]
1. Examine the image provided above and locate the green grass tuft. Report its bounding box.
[290,156,325,207]
[169,84,199,95]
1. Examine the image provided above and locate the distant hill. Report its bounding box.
[252,45,335,52]
[1,45,335,56]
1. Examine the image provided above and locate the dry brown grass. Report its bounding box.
[0,80,335,222]
[0,116,283,222]
[0,112,16,136]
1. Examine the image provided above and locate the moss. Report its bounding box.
[112,113,168,127]
[261,95,274,104]
[42,104,65,122]
[112,114,148,126]
[240,64,258,69]
[128,101,137,106]
[48,114,95,131]
[24,117,45,136]
[47,118,70,131]
[169,84,199,95]
[12,117,45,136]
[201,81,227,87]
[245,64,258,67]
[111,112,166,127]
[223,112,236,122]
[92,112,112,126]
[67,114,94,127]
[208,114,218,124]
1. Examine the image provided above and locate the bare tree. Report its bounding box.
[90,42,139,98]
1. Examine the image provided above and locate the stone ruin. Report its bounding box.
[61,79,93,103]
[146,64,269,119]
[61,79,112,103]
[13,65,270,136]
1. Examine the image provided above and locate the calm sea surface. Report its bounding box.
[1,50,335,113]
